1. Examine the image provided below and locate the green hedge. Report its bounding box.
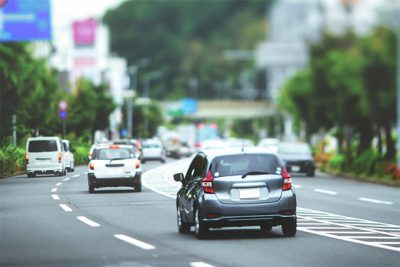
[0,145,26,178]
[74,146,89,166]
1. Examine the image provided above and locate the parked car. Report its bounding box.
[141,138,166,163]
[87,145,142,193]
[174,147,297,238]
[26,136,66,177]
[278,142,315,177]
[62,139,74,172]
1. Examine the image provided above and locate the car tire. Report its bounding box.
[89,184,95,193]
[260,224,273,232]
[177,208,191,234]
[282,218,297,237]
[134,182,142,192]
[194,208,208,239]
[307,170,315,177]
[71,168,75,172]
[27,172,35,178]
[161,158,165,163]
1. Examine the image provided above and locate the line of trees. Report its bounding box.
[0,43,115,146]
[279,27,396,165]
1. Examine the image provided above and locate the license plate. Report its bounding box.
[239,188,260,199]
[106,168,123,175]
[291,165,300,172]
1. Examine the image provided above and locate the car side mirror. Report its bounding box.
[173,173,185,183]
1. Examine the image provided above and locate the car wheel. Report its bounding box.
[177,208,190,233]
[260,224,273,232]
[282,218,297,237]
[134,182,142,192]
[307,170,315,177]
[194,208,208,239]
[27,172,35,178]
[161,158,165,163]
[71,168,75,172]
[89,184,95,193]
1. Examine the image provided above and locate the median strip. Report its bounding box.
[59,204,72,212]
[358,197,393,205]
[114,234,155,250]
[77,216,100,227]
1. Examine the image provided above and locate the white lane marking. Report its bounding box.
[358,197,393,205]
[59,204,72,212]
[84,172,88,175]
[114,234,156,250]
[51,188,58,193]
[292,184,301,189]
[72,174,80,178]
[62,177,70,182]
[51,194,60,200]
[343,236,399,239]
[55,182,62,187]
[77,216,100,227]
[190,262,217,267]
[378,242,400,245]
[299,227,400,252]
[314,188,338,195]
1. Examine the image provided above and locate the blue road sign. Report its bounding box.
[0,0,52,41]
[58,110,67,120]
[181,98,197,115]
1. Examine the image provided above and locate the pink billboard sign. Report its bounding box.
[72,18,97,46]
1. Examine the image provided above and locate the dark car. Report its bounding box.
[174,147,297,239]
[278,142,316,177]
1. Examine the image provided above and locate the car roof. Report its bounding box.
[201,146,278,159]
[28,136,60,141]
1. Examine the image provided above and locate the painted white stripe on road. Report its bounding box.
[55,182,62,187]
[292,184,301,189]
[114,234,155,250]
[190,262,217,267]
[358,197,393,205]
[72,174,80,178]
[77,216,100,227]
[51,188,57,193]
[51,194,60,200]
[59,204,72,212]
[62,177,71,181]
[314,189,338,195]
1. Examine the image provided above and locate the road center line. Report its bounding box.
[190,262,217,267]
[59,204,72,212]
[51,188,57,193]
[62,177,71,181]
[358,197,393,205]
[51,194,60,200]
[314,189,338,195]
[55,182,62,187]
[77,216,100,227]
[114,234,155,250]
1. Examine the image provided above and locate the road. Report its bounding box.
[1,158,399,267]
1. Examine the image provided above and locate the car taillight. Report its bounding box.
[281,167,292,191]
[25,153,29,164]
[135,161,141,169]
[58,152,62,163]
[195,142,202,148]
[89,162,94,170]
[202,170,215,194]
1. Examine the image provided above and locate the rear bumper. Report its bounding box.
[198,190,296,227]
[285,160,315,174]
[27,163,63,174]
[88,172,141,188]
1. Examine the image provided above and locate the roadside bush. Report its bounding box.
[329,154,346,171]
[352,150,380,176]
[0,145,26,177]
[74,146,89,166]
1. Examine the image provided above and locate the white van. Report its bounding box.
[62,139,75,172]
[26,136,66,177]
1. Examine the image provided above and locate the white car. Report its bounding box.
[26,136,66,177]
[258,138,280,153]
[62,139,74,172]
[141,139,166,163]
[87,145,142,193]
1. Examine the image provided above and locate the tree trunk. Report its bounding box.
[357,125,374,155]
[384,123,396,160]
[376,126,383,156]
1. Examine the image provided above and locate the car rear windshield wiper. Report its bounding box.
[242,171,271,179]
[109,157,127,162]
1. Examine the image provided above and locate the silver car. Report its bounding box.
[174,147,297,238]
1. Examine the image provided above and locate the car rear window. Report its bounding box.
[209,154,282,178]
[28,140,58,152]
[96,148,134,160]
[143,143,161,148]
[63,142,69,151]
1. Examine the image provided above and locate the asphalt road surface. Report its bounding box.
[1,158,399,267]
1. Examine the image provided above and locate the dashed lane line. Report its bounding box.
[55,182,62,187]
[51,188,57,193]
[313,188,338,195]
[51,194,60,200]
[190,262,217,267]
[59,204,72,212]
[62,177,71,182]
[76,216,100,227]
[114,234,156,250]
[72,174,80,178]
[358,197,393,205]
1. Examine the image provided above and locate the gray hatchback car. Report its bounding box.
[174,147,297,238]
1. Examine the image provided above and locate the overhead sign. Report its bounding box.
[0,0,52,42]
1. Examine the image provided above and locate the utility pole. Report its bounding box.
[12,114,16,146]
